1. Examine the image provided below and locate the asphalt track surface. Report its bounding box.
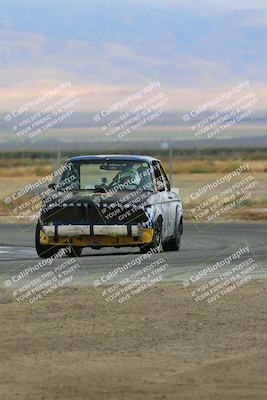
[0,222,266,288]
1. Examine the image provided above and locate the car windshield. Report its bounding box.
[56,159,154,192]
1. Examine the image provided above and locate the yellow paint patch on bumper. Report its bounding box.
[39,228,154,247]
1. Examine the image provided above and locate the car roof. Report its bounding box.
[68,155,159,163]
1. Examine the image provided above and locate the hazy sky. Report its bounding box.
[0,0,266,111]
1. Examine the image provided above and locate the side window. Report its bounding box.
[152,161,166,192]
[159,163,171,191]
[57,162,80,191]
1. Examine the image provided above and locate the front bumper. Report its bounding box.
[43,224,142,237]
[40,225,154,247]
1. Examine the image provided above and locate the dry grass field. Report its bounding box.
[0,152,266,221]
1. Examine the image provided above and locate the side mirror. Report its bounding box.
[48,183,56,190]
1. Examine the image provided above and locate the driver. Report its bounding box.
[109,164,142,190]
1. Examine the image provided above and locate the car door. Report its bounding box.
[152,161,175,239]
[158,162,178,237]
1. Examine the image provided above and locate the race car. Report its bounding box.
[35,155,183,258]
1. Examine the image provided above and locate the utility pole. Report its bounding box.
[160,141,173,184]
[169,146,173,185]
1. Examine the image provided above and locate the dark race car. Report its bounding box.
[36,155,183,258]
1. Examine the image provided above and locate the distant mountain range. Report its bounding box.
[0,111,266,151]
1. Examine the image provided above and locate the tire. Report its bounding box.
[139,217,162,254]
[35,221,59,258]
[66,247,83,257]
[162,217,183,252]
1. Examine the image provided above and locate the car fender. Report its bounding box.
[144,204,163,228]
[152,205,163,226]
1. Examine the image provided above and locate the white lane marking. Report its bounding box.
[0,247,14,254]
[0,246,36,258]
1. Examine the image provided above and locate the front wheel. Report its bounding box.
[162,218,183,252]
[35,221,59,258]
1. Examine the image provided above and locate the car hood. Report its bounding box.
[40,189,154,225]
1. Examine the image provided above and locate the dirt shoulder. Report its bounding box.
[0,282,267,400]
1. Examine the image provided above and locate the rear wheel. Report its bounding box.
[139,218,162,254]
[162,217,183,252]
[35,221,59,258]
